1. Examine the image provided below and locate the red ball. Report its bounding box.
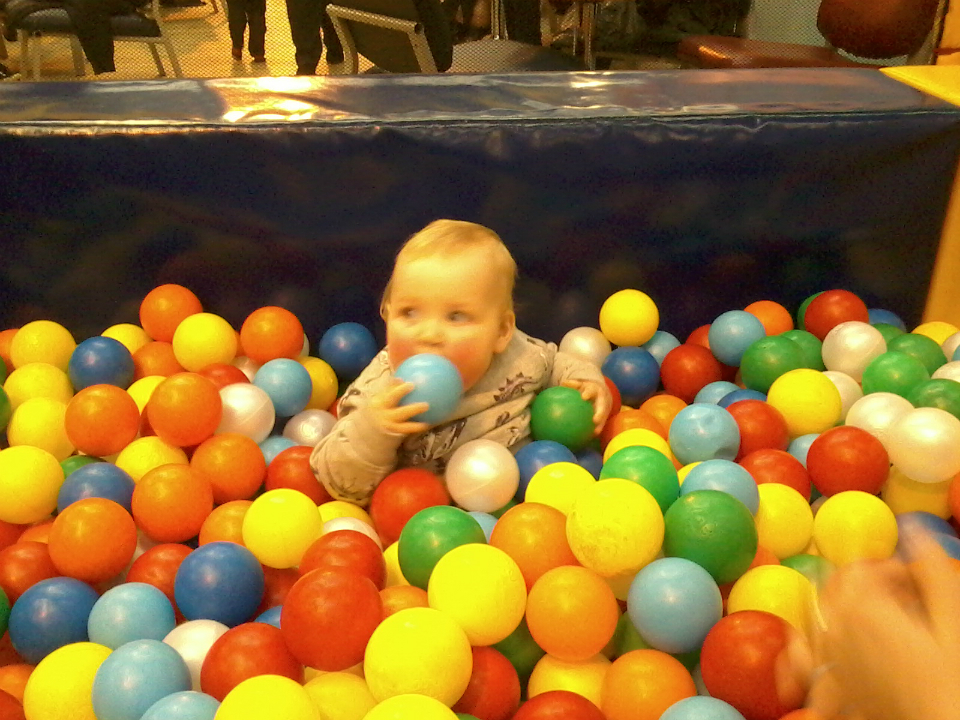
[451,646,522,720]
[0,541,59,604]
[512,690,606,720]
[368,468,450,546]
[126,542,193,618]
[600,408,667,450]
[739,449,812,501]
[298,529,387,590]
[660,344,723,405]
[805,425,890,497]
[0,689,25,720]
[264,446,333,506]
[725,399,789,461]
[802,289,869,341]
[257,565,300,615]
[200,622,304,701]
[604,376,622,418]
[700,610,804,720]
[197,362,251,390]
[280,568,383,671]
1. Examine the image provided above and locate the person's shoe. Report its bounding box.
[251,55,265,62]
[326,59,349,75]
[231,47,242,60]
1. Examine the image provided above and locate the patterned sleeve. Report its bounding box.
[549,346,607,387]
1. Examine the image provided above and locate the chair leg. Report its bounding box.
[581,1,595,69]
[148,42,165,75]
[69,35,85,75]
[163,38,182,76]
[0,29,8,60]
[19,29,42,80]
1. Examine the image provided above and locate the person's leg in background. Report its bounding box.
[225,0,249,58]
[246,0,267,60]
[318,0,342,65]
[502,0,541,44]
[61,0,139,72]
[285,0,323,73]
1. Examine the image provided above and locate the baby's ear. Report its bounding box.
[495,310,516,353]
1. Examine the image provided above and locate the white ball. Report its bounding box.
[322,515,383,549]
[163,619,229,691]
[942,332,960,363]
[558,327,612,367]
[887,407,960,484]
[821,321,886,382]
[933,361,960,383]
[283,409,337,446]
[216,383,276,443]
[444,439,519,513]
[232,355,261,382]
[822,371,863,422]
[844,391,914,447]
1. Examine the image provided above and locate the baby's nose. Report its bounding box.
[417,318,444,344]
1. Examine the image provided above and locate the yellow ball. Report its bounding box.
[726,565,815,632]
[22,641,112,720]
[171,312,238,372]
[813,490,899,565]
[364,607,472,706]
[566,478,664,577]
[383,542,409,587]
[881,467,952,518]
[0,445,64,524]
[114,435,188,483]
[427,543,526,646]
[319,500,374,527]
[102,323,152,355]
[363,694,459,720]
[527,653,611,707]
[7,396,74,460]
[9,319,77,371]
[676,462,700,487]
[598,290,660,348]
[766,369,842,438]
[217,675,319,720]
[304,672,377,720]
[4,362,74,410]
[603,428,674,464]
[754,483,814,559]
[300,356,340,411]
[127,375,166,412]
[913,321,959,345]
[243,489,323,569]
[524,462,596,515]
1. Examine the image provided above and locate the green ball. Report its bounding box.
[60,454,103,477]
[796,292,823,331]
[739,336,806,393]
[599,445,680,514]
[530,386,595,452]
[0,587,8,637]
[781,553,835,588]
[780,329,825,371]
[662,489,758,585]
[457,715,482,720]
[887,332,948,375]
[861,350,930,398]
[873,322,905,345]
[0,357,6,385]
[908,378,960,420]
[397,505,487,590]
[492,617,545,684]
[613,610,650,657]
[490,498,517,519]
[0,386,9,433]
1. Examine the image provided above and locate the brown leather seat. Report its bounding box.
[677,35,874,69]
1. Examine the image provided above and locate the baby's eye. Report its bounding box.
[449,311,470,322]
[397,307,419,319]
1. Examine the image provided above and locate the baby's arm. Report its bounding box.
[550,350,612,434]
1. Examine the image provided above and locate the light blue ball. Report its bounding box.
[395,353,464,425]
[787,433,820,467]
[627,557,723,655]
[259,435,297,465]
[253,358,313,418]
[88,582,177,649]
[680,459,760,514]
[660,695,747,720]
[717,388,767,408]
[694,381,740,406]
[668,403,741,465]
[642,330,681,366]
[708,311,766,367]
[141,691,220,720]
[92,639,192,720]
[254,605,283,628]
[868,307,906,331]
[468,511,498,541]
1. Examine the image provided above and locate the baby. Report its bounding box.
[310,219,612,506]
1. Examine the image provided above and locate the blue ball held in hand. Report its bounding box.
[395,353,464,425]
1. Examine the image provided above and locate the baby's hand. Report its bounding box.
[562,379,612,435]
[367,379,431,436]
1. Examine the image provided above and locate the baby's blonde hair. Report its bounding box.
[381,219,517,316]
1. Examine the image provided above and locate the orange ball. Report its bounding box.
[17,520,54,545]
[132,464,214,543]
[639,394,687,433]
[0,664,33,703]
[0,521,26,552]
[379,584,430,619]
[240,306,305,365]
[526,566,619,662]
[132,341,184,380]
[600,408,667,449]
[64,384,141,457]
[489,502,580,591]
[948,472,960,521]
[199,500,253,546]
[744,300,794,336]
[601,649,696,720]
[0,328,17,374]
[191,433,267,504]
[145,372,223,447]
[139,284,203,343]
[47,498,138,584]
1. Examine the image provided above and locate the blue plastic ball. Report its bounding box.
[254,605,283,628]
[680,459,759,514]
[642,330,681,366]
[467,511,499,541]
[868,308,907,331]
[575,446,604,479]
[896,511,958,546]
[708,311,766,367]
[694,381,740,406]
[668,403,741,465]
[259,435,297,465]
[787,433,820,466]
[141,691,220,720]
[253,359,313,418]
[514,440,577,500]
[660,696,747,720]
[601,347,661,407]
[57,462,135,513]
[716,388,767,408]
[8,577,100,664]
[394,353,464,425]
[68,336,136,390]
[627,556,723,654]
[88,582,177,649]
[174,542,265,627]
[317,322,378,380]
[92,639,192,720]
[932,533,960,561]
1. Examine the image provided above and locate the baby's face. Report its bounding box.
[384,249,515,391]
